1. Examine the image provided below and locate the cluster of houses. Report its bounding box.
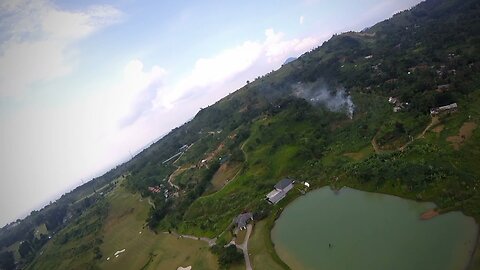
[148,184,170,198]
[388,97,409,113]
[148,186,162,194]
[436,84,450,93]
[407,63,457,77]
[232,178,297,231]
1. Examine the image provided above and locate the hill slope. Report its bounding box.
[2,0,480,269]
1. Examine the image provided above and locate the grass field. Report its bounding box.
[34,223,48,239]
[99,185,218,270]
[3,241,21,261]
[26,199,108,270]
[25,183,219,270]
[249,220,286,270]
[343,145,374,161]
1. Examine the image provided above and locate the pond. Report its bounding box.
[271,187,478,270]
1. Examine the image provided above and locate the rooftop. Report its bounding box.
[275,178,293,190]
[234,212,253,229]
[267,190,286,204]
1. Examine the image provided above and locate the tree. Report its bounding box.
[93,246,102,260]
[0,251,15,270]
[18,241,33,259]
[218,245,243,268]
[210,245,243,269]
[394,121,406,134]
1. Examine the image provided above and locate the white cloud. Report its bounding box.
[264,28,317,63]
[0,0,122,98]
[115,60,166,127]
[156,41,263,109]
[153,28,319,110]
[299,15,305,25]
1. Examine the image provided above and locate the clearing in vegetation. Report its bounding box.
[210,162,243,192]
[431,124,445,134]
[446,122,478,150]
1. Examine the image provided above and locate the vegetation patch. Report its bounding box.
[209,162,243,192]
[26,198,109,270]
[431,124,445,134]
[210,245,243,269]
[446,122,477,150]
[99,185,218,270]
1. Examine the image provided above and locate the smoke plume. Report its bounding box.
[292,80,355,118]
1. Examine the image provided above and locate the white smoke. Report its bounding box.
[292,81,355,118]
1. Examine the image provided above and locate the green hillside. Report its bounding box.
[2,0,480,269]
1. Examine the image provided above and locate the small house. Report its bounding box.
[274,178,294,193]
[436,84,450,92]
[234,212,253,230]
[388,97,398,104]
[430,103,458,116]
[266,178,294,204]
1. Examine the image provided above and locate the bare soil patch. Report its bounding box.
[420,209,439,220]
[431,124,444,134]
[210,162,242,191]
[447,122,477,150]
[343,151,367,161]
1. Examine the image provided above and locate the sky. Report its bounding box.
[0,0,423,227]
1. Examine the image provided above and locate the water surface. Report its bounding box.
[271,187,478,270]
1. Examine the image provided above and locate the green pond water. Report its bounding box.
[271,187,478,270]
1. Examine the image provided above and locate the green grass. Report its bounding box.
[168,89,480,270]
[98,185,218,270]
[209,162,243,193]
[34,223,48,239]
[249,220,287,270]
[27,199,108,270]
[249,188,305,270]
[3,241,21,261]
[235,229,246,245]
[27,89,480,269]
[343,145,374,161]
[26,184,219,270]
[180,121,309,238]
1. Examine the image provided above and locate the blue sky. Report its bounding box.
[0,0,422,226]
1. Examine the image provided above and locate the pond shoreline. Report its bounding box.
[420,209,440,220]
[466,228,480,270]
[269,186,479,270]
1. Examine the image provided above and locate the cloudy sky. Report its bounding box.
[0,0,422,226]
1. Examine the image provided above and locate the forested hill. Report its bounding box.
[2,0,480,268]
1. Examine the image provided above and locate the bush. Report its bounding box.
[210,245,244,269]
